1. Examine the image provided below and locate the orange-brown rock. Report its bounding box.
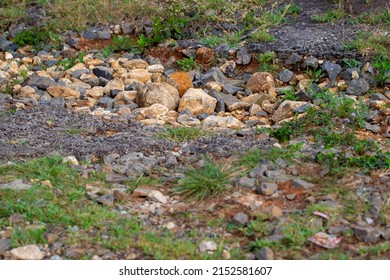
[196,47,215,67]
[168,71,192,97]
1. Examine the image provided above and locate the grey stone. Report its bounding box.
[364,122,381,133]
[256,182,278,196]
[223,83,243,95]
[200,67,228,85]
[278,69,294,83]
[328,226,350,235]
[255,247,274,260]
[71,69,90,79]
[381,227,390,240]
[121,22,135,34]
[233,212,249,225]
[165,156,178,167]
[236,177,256,189]
[286,53,302,65]
[98,97,115,108]
[215,44,230,57]
[302,56,319,69]
[0,239,11,253]
[49,255,63,260]
[0,179,32,190]
[322,61,342,81]
[92,66,113,80]
[354,227,381,243]
[296,90,312,102]
[236,47,251,65]
[0,36,17,51]
[125,162,148,177]
[95,194,114,206]
[346,78,370,96]
[105,173,128,184]
[340,68,358,82]
[22,74,58,90]
[208,89,226,112]
[292,178,315,189]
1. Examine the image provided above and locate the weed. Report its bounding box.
[10,227,47,247]
[248,29,275,42]
[312,9,347,23]
[281,89,299,101]
[372,54,390,86]
[240,143,302,170]
[257,51,280,73]
[177,57,197,71]
[358,241,390,257]
[175,158,230,201]
[12,24,61,49]
[158,126,206,142]
[56,52,85,71]
[342,58,360,68]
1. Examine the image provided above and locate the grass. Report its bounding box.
[177,57,198,71]
[158,126,206,142]
[239,143,302,170]
[257,51,280,73]
[312,9,347,23]
[175,158,230,201]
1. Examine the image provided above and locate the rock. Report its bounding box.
[246,72,276,95]
[0,179,32,190]
[296,90,312,102]
[138,103,169,119]
[148,190,168,204]
[236,47,251,65]
[125,162,149,177]
[199,240,217,253]
[168,72,193,97]
[196,47,215,65]
[203,115,246,129]
[236,177,256,189]
[262,205,283,218]
[22,74,57,90]
[364,122,381,133]
[132,187,154,197]
[381,227,390,240]
[272,100,308,122]
[303,56,319,69]
[105,173,128,184]
[85,86,104,99]
[137,82,180,111]
[123,59,149,70]
[62,156,79,165]
[321,61,342,81]
[292,178,315,189]
[92,66,113,80]
[47,86,80,99]
[286,53,302,65]
[254,247,274,260]
[346,78,370,96]
[278,69,294,83]
[222,83,243,95]
[9,213,25,223]
[0,239,11,253]
[178,88,217,115]
[98,97,115,108]
[95,194,114,206]
[10,245,45,260]
[256,182,278,196]
[126,69,152,83]
[233,212,249,225]
[354,227,381,243]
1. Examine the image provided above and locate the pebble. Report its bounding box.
[199,240,217,253]
[10,245,45,260]
[233,212,249,225]
[148,190,168,204]
[354,226,381,243]
[292,178,315,189]
[0,179,32,190]
[256,182,278,196]
[0,239,11,253]
[254,247,274,260]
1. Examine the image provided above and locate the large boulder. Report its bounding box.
[137,82,180,110]
[168,71,193,97]
[178,88,217,115]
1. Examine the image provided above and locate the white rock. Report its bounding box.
[199,240,217,253]
[203,115,246,129]
[148,190,168,204]
[62,156,79,165]
[10,245,45,260]
[178,88,217,115]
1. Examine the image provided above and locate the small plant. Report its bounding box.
[258,51,280,73]
[11,227,47,247]
[372,55,390,86]
[158,126,206,142]
[342,58,360,68]
[248,29,275,42]
[282,89,299,101]
[175,158,230,201]
[312,9,347,23]
[177,57,197,71]
[12,24,61,49]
